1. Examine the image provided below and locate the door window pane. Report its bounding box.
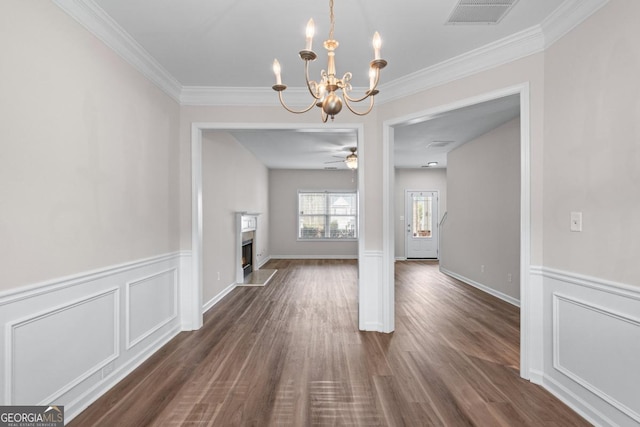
[412,195,432,238]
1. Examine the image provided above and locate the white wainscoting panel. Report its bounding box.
[532,266,640,427]
[8,289,119,405]
[126,269,178,349]
[0,252,190,422]
[359,251,383,332]
[553,294,640,424]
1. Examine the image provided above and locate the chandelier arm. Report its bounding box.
[342,89,374,104]
[277,91,318,114]
[342,92,376,116]
[304,60,323,100]
[341,68,381,103]
[321,109,329,123]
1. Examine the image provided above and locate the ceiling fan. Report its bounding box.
[324,147,358,169]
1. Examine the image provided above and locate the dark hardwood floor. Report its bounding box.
[69,259,589,426]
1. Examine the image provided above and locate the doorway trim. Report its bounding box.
[382,83,531,378]
[189,122,366,330]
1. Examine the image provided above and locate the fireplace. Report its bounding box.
[241,238,253,278]
[236,212,260,284]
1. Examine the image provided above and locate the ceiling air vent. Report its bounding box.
[427,141,454,148]
[447,0,519,25]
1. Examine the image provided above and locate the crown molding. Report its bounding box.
[180,25,545,107]
[376,25,545,105]
[180,86,282,107]
[52,0,182,102]
[53,0,610,107]
[541,0,609,48]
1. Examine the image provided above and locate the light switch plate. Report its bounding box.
[570,212,582,232]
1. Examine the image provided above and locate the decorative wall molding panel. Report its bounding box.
[126,269,178,350]
[0,252,188,423]
[530,266,640,427]
[7,289,119,405]
[359,251,384,332]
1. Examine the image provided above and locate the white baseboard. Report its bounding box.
[269,254,358,260]
[0,252,187,423]
[257,255,272,269]
[440,267,520,307]
[541,372,615,427]
[202,282,236,313]
[66,324,181,422]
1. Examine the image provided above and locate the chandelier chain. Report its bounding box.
[329,0,335,40]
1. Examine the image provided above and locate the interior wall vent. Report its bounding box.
[428,141,454,148]
[447,0,519,25]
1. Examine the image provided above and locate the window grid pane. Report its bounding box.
[298,191,357,239]
[299,215,326,239]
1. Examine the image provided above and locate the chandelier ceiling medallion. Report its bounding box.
[272,0,387,122]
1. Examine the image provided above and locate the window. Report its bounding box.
[298,191,357,240]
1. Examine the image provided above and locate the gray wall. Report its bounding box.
[269,169,358,258]
[440,117,520,301]
[0,0,181,292]
[202,131,269,304]
[394,169,447,259]
[542,0,640,285]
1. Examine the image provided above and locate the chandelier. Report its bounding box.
[272,0,387,122]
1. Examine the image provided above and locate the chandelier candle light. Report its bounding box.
[272,0,387,122]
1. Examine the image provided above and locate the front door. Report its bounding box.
[406,190,438,259]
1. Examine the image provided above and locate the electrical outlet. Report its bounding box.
[507,273,512,283]
[480,265,485,273]
[217,272,221,281]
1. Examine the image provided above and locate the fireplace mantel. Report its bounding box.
[240,213,258,232]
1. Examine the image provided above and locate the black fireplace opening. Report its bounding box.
[242,239,253,278]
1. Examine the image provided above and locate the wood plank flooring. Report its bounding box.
[69,259,589,426]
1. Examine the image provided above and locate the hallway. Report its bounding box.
[69,259,587,426]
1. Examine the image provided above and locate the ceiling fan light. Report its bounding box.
[345,153,358,169]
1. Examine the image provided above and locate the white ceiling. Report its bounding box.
[393,94,520,168]
[92,0,563,88]
[79,1,560,168]
[224,94,519,170]
[226,128,359,170]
